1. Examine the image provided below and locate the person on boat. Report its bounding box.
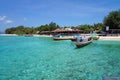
[76,36,83,42]
[88,37,92,41]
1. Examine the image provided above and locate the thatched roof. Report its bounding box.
[52,28,80,32]
[52,28,62,32]
[40,31,51,34]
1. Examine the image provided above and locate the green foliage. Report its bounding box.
[14,26,25,35]
[5,22,105,34]
[49,22,60,31]
[5,22,60,34]
[5,27,16,34]
[77,24,93,33]
[5,25,36,35]
[76,23,105,33]
[36,24,50,31]
[104,10,120,29]
[36,22,60,32]
[93,23,105,32]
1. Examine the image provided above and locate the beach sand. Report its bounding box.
[33,34,52,37]
[0,34,17,36]
[1,34,120,41]
[99,36,120,41]
[0,34,52,37]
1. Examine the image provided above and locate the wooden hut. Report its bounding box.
[52,28,81,35]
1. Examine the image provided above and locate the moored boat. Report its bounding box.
[74,36,92,48]
[53,37,76,40]
[53,34,76,40]
[92,37,99,40]
[92,32,99,40]
[24,34,33,37]
[70,38,77,41]
[75,40,92,48]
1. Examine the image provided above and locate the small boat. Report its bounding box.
[24,34,33,37]
[92,37,99,40]
[92,32,99,40]
[74,36,92,48]
[53,34,76,40]
[75,40,92,48]
[70,38,77,41]
[53,37,75,40]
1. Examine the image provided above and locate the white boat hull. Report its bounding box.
[74,41,92,48]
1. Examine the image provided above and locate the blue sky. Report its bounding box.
[0,0,120,32]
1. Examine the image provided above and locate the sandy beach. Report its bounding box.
[33,34,52,37]
[99,36,120,41]
[0,34,17,36]
[0,34,52,37]
[1,34,120,41]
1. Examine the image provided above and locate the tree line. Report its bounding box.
[5,22,60,35]
[5,10,120,34]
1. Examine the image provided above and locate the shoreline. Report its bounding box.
[0,34,52,37]
[33,34,52,37]
[99,36,120,41]
[0,34,18,36]
[1,34,120,41]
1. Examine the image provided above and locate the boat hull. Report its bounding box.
[75,41,92,48]
[70,38,77,41]
[92,37,99,40]
[53,37,76,41]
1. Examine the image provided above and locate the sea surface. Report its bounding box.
[0,36,120,80]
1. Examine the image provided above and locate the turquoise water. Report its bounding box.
[0,36,120,80]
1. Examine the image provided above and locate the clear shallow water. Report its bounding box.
[0,36,120,80]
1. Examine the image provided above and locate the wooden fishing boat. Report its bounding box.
[92,37,99,40]
[74,40,92,48]
[92,32,99,40]
[70,38,77,41]
[53,34,76,40]
[74,36,92,48]
[53,37,76,40]
[24,34,33,37]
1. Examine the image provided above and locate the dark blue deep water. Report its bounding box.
[0,36,120,80]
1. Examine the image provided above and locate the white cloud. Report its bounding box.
[0,16,14,24]
[4,20,13,24]
[0,16,6,21]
